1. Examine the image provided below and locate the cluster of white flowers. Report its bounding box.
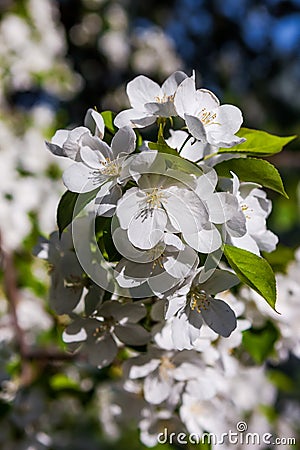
[0,3,298,448]
[45,70,279,352]
[34,69,300,447]
[0,0,80,99]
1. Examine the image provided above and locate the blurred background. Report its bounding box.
[0,0,299,448]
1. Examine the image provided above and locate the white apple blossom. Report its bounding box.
[63,301,150,368]
[174,76,245,148]
[115,171,222,253]
[59,126,136,218]
[124,347,208,405]
[34,227,86,315]
[114,71,188,128]
[165,269,240,349]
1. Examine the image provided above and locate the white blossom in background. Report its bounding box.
[63,301,150,368]
[242,248,300,359]
[131,26,183,77]
[34,226,86,315]
[0,1,80,251]
[0,0,80,98]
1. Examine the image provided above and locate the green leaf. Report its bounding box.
[135,129,143,148]
[219,128,296,156]
[267,369,294,392]
[101,110,117,134]
[242,322,279,364]
[224,244,277,310]
[215,157,288,198]
[50,373,80,391]
[95,216,121,262]
[148,141,179,156]
[57,188,99,236]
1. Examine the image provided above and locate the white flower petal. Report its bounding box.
[88,334,118,368]
[184,225,222,253]
[174,77,198,118]
[114,108,156,128]
[127,75,161,109]
[161,71,188,96]
[84,108,105,139]
[195,89,220,111]
[147,270,180,296]
[181,139,209,162]
[164,186,207,237]
[115,323,150,346]
[113,227,162,262]
[80,146,107,168]
[63,327,87,344]
[111,126,136,157]
[63,162,102,192]
[185,114,207,142]
[225,210,247,238]
[197,269,240,295]
[165,296,186,320]
[206,192,239,224]
[195,169,218,199]
[115,260,150,287]
[201,297,237,337]
[166,129,189,149]
[144,372,172,405]
[163,233,184,251]
[163,246,198,279]
[211,104,243,135]
[128,357,160,379]
[144,101,177,117]
[230,234,260,255]
[128,208,167,249]
[254,230,278,253]
[116,187,145,229]
[96,185,122,217]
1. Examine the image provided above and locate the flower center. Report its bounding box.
[200,108,219,126]
[189,289,210,313]
[159,356,175,381]
[145,187,165,209]
[241,203,253,220]
[92,317,115,339]
[155,93,175,103]
[100,158,120,176]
